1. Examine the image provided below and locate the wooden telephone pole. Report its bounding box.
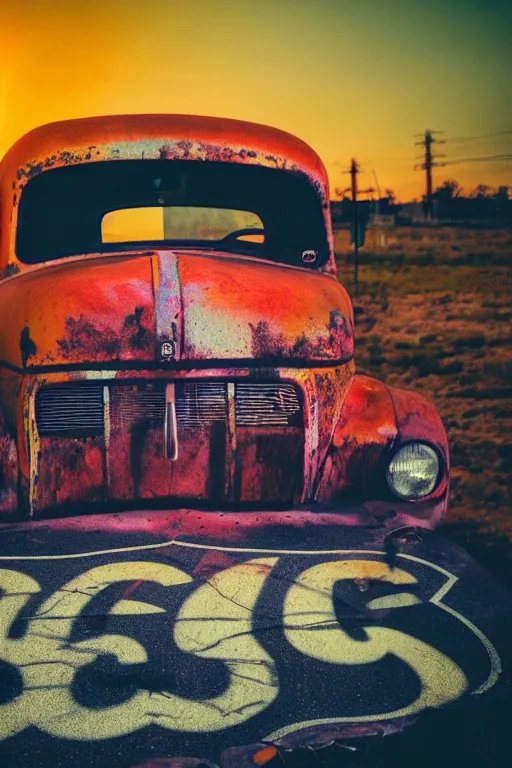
[415,130,445,220]
[343,159,374,297]
[349,159,360,294]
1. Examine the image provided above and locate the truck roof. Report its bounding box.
[0,114,334,274]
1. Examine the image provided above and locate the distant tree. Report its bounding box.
[493,185,510,202]
[384,188,397,205]
[334,187,347,200]
[470,184,492,199]
[434,180,461,200]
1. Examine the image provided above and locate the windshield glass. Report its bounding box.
[16,160,328,268]
[102,206,264,243]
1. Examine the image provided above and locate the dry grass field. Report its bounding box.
[334,225,512,587]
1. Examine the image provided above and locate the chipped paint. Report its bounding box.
[18,327,37,368]
[0,263,20,280]
[0,115,447,530]
[0,115,336,277]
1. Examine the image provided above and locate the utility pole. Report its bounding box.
[342,159,374,297]
[415,130,445,220]
[349,158,359,295]
[424,130,433,218]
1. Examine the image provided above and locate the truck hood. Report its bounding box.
[0,249,354,370]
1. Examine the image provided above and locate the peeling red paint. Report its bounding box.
[0,114,336,278]
[57,308,152,358]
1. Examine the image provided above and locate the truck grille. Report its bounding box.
[176,382,227,427]
[235,383,301,427]
[35,381,303,436]
[35,385,104,436]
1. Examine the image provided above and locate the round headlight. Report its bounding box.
[387,443,440,500]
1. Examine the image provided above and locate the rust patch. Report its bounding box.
[249,313,352,361]
[122,306,151,351]
[19,326,37,367]
[57,316,121,359]
[36,437,106,511]
[0,263,20,280]
[315,375,398,504]
[0,432,18,515]
[176,140,193,159]
[235,427,304,505]
[16,154,59,181]
[58,150,84,166]
[249,321,287,359]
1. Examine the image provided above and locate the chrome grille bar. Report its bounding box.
[235,383,302,427]
[35,381,303,435]
[35,385,104,436]
[114,389,165,426]
[175,382,227,427]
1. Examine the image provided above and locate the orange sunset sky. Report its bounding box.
[1,0,511,201]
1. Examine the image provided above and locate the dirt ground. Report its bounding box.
[334,225,512,588]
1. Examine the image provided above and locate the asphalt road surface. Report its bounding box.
[0,509,511,768]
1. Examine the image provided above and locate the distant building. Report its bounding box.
[368,213,395,227]
[331,198,401,226]
[396,202,435,224]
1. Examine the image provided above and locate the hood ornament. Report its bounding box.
[159,339,176,362]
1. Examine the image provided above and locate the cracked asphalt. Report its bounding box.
[0,512,511,768]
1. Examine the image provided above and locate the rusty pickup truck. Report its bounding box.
[0,115,510,768]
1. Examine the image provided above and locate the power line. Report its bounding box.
[441,154,512,166]
[445,130,512,144]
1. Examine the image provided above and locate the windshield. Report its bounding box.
[16,160,329,268]
[102,206,264,243]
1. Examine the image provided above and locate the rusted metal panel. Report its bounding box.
[314,375,449,528]
[4,366,449,525]
[16,366,355,517]
[37,436,106,510]
[106,385,226,504]
[0,254,156,369]
[0,417,18,514]
[0,250,351,372]
[234,427,304,505]
[315,375,397,504]
[177,251,353,363]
